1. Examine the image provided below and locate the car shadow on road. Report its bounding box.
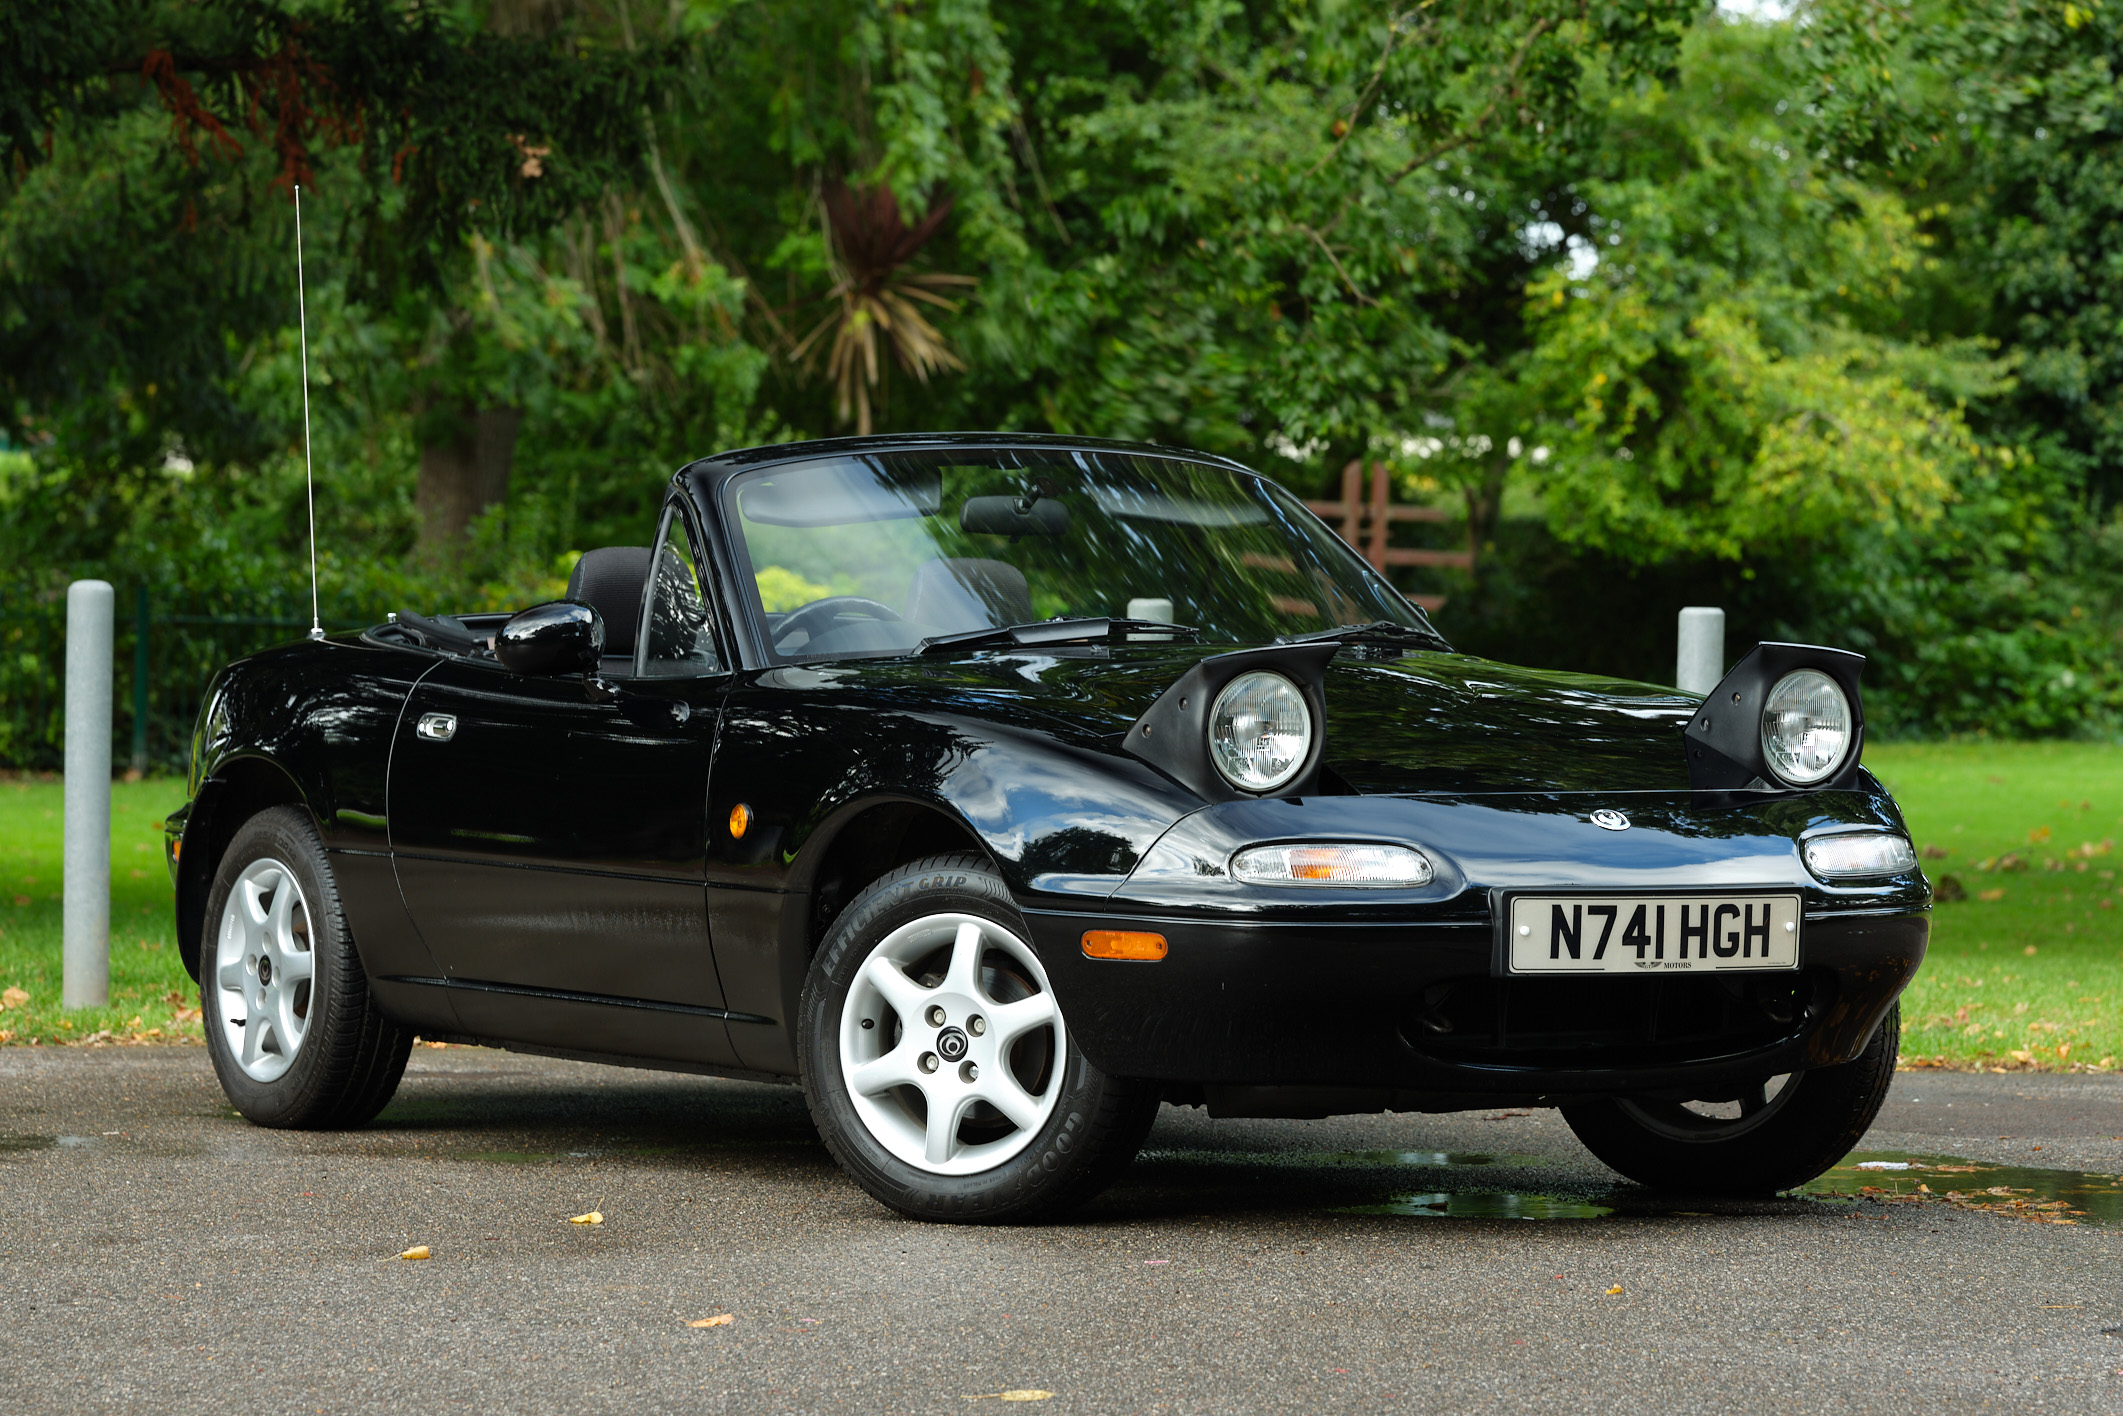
[364,1069,836,1169]
[361,1069,1818,1224]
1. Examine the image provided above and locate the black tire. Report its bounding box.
[199,807,412,1129]
[1561,1004,1901,1194]
[799,853,1160,1223]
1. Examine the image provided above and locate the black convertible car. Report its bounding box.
[168,433,1928,1221]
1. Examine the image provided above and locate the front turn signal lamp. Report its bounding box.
[1230,843,1434,887]
[1803,832,1917,880]
[1082,930,1168,961]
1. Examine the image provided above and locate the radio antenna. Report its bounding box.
[294,184,324,642]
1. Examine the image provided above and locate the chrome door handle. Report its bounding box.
[416,712,458,742]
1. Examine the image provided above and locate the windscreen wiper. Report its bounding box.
[916,617,1202,655]
[1279,620,1452,652]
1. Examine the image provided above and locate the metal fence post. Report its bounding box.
[1676,606,1726,696]
[131,584,150,774]
[64,580,113,1009]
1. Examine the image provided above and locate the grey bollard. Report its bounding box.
[1676,606,1726,697]
[64,579,113,1010]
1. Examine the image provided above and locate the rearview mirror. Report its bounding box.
[497,600,605,676]
[962,495,1069,537]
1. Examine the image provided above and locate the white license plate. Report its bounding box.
[1503,894,1802,975]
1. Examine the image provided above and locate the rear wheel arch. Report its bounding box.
[178,756,313,982]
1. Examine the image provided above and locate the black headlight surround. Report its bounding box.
[1124,641,1338,802]
[1684,641,1867,793]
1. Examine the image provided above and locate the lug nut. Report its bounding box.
[959,1061,979,1083]
[919,1053,939,1074]
[926,1005,946,1027]
[968,1016,986,1036]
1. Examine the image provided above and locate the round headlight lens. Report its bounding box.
[1760,669,1853,786]
[1208,671,1313,793]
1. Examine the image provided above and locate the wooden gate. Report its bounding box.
[1302,460,1473,612]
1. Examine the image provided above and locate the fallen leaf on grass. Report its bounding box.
[1605,1285,1624,1295]
[397,1246,430,1261]
[1977,888,2006,902]
[688,1314,734,1328]
[569,1211,603,1225]
[0,986,27,1009]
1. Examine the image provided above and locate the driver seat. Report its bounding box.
[905,558,1031,633]
[567,546,652,670]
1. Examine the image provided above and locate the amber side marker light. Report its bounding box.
[1082,930,1168,962]
[729,803,752,840]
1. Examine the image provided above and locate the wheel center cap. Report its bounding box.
[935,1026,969,1063]
[257,956,273,986]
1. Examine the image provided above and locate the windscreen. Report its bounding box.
[726,448,1432,662]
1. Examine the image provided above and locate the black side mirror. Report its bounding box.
[497,600,605,676]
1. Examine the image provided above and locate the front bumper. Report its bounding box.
[1026,905,1927,1106]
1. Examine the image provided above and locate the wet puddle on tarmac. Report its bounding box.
[0,1134,104,1153]
[1798,1151,2123,1226]
[1313,1152,1620,1220]
[1283,1147,2123,1225]
[1336,1190,1616,1220]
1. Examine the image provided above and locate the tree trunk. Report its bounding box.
[416,405,523,555]
[1462,455,1509,587]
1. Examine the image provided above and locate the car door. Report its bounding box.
[388,500,740,1064]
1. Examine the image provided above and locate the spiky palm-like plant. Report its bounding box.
[791,181,975,434]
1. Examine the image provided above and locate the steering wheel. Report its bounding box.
[773,596,904,648]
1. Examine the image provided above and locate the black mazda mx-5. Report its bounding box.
[167,433,1928,1221]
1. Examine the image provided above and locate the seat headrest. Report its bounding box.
[904,558,1032,633]
[566,546,653,656]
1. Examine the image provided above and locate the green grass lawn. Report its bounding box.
[1,745,2118,1070]
[1866,742,2122,1073]
[0,774,199,1044]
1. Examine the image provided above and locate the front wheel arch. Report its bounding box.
[177,756,313,982]
[794,797,995,954]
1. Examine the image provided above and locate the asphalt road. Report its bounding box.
[2,1046,2119,1415]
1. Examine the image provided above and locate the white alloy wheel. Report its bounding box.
[838,911,1065,1175]
[213,857,316,1083]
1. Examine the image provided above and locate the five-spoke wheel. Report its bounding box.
[839,912,1064,1174]
[213,857,316,1082]
[1562,1006,1901,1194]
[200,807,412,1128]
[800,854,1160,1222]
